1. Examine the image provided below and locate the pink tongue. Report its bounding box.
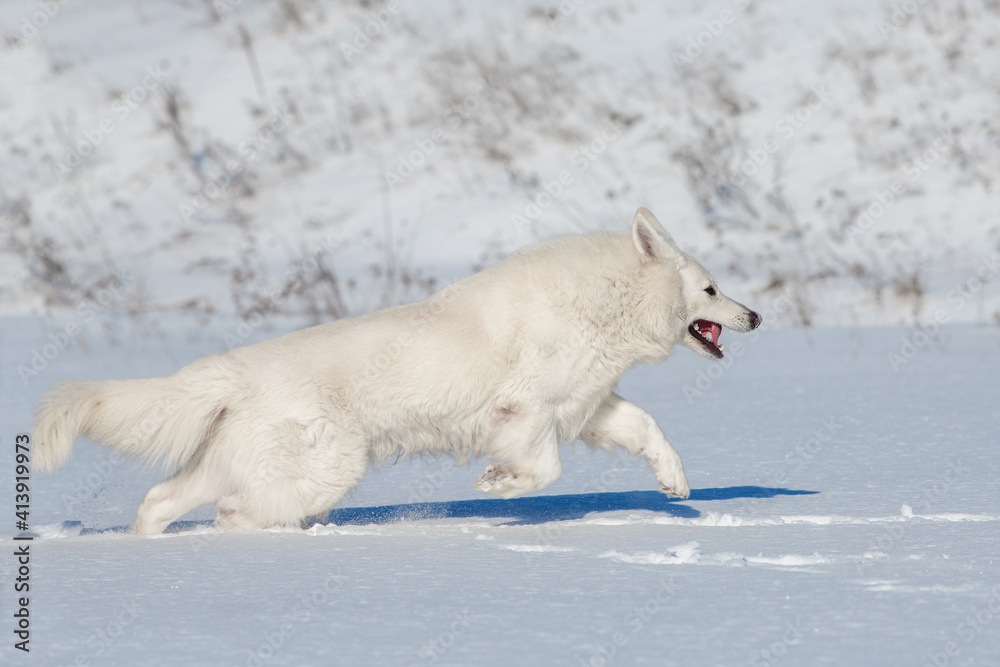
[709,322,722,345]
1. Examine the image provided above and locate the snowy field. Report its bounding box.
[2,322,999,666]
[1,0,999,665]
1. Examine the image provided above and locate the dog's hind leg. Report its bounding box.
[222,418,371,530]
[214,495,259,531]
[580,393,690,499]
[133,462,225,534]
[477,416,562,499]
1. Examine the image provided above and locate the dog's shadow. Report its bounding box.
[74,486,816,534]
[313,486,818,528]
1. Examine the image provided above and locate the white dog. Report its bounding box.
[34,208,760,534]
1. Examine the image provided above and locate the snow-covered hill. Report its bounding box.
[1,0,998,329]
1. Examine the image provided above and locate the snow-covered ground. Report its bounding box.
[2,321,999,665]
[1,0,999,664]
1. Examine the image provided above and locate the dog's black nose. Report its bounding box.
[749,311,761,329]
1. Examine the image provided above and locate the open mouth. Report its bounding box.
[689,319,724,358]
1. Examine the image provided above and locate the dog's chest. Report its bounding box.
[547,359,621,441]
[550,387,612,442]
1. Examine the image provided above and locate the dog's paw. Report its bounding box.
[657,470,690,500]
[476,464,511,494]
[659,484,690,500]
[476,463,516,498]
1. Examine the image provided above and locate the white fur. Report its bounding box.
[33,208,760,534]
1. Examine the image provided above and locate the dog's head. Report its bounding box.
[631,207,761,359]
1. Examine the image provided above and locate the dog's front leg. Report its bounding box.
[580,393,690,499]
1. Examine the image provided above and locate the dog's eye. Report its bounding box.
[704,286,716,296]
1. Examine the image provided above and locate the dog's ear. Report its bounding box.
[631,208,686,268]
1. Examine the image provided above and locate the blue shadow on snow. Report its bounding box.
[315,485,818,528]
[68,486,816,534]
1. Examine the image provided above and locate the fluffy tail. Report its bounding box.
[33,363,234,473]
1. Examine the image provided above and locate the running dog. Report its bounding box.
[34,208,760,533]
